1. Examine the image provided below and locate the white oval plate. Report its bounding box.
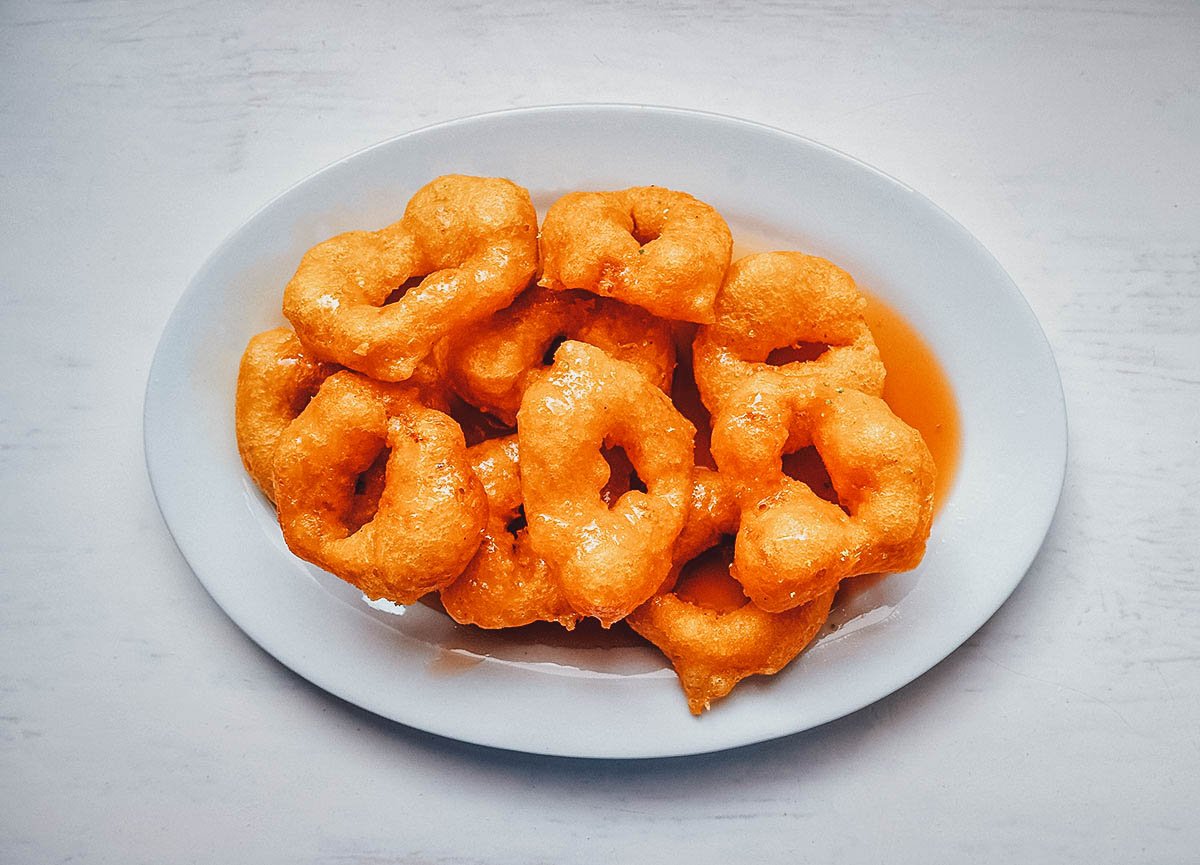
[145,105,1066,759]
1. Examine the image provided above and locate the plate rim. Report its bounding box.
[144,103,1067,759]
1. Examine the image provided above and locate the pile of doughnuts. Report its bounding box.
[235,175,936,714]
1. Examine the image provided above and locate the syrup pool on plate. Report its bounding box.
[863,292,961,506]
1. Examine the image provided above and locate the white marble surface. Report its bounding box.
[1,1,1197,862]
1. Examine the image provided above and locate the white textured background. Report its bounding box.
[2,1,1198,862]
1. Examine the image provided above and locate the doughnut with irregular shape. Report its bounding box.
[630,466,835,713]
[517,341,695,626]
[283,174,538,382]
[273,371,487,604]
[538,186,732,323]
[711,379,935,613]
[630,585,835,714]
[693,252,885,413]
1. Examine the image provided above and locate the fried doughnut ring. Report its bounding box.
[442,286,675,424]
[630,588,835,714]
[272,371,487,603]
[235,327,337,500]
[234,328,451,501]
[631,467,835,713]
[439,436,579,630]
[283,175,538,381]
[517,340,695,626]
[692,252,885,413]
[538,186,732,323]
[711,380,935,613]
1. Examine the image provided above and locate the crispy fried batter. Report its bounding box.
[539,186,732,323]
[711,379,935,612]
[631,467,835,713]
[518,341,695,626]
[631,586,835,714]
[693,252,885,413]
[283,175,538,382]
[272,371,487,603]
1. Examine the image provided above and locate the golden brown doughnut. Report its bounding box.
[283,175,537,382]
[538,186,732,323]
[710,379,935,612]
[693,252,885,413]
[272,371,487,603]
[517,341,695,626]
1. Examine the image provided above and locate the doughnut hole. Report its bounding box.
[382,274,427,305]
[505,505,528,535]
[672,537,748,614]
[781,446,845,512]
[540,333,569,367]
[448,394,515,447]
[765,341,830,366]
[670,356,716,470]
[599,444,647,507]
[344,447,390,532]
[631,215,661,246]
